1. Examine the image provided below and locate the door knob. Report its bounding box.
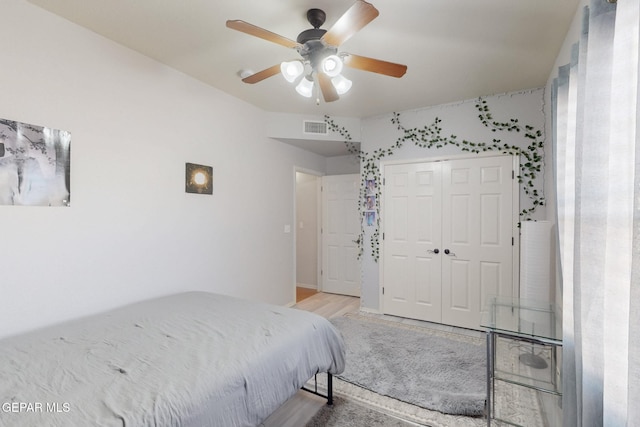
[427,249,440,254]
[444,249,456,256]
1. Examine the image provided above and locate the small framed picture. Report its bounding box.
[366,179,376,195]
[365,195,376,210]
[185,162,213,195]
[365,211,376,226]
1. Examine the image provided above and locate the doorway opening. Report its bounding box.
[295,170,321,302]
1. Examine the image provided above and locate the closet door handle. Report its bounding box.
[444,249,456,257]
[428,249,440,254]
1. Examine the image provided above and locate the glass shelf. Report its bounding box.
[481,296,560,342]
[483,296,563,426]
[492,335,561,394]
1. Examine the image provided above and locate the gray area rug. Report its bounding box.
[330,315,486,417]
[305,396,417,427]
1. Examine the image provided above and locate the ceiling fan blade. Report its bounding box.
[242,65,282,84]
[226,20,300,49]
[343,53,407,78]
[318,73,339,103]
[322,0,379,47]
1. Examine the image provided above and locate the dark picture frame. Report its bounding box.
[185,162,213,195]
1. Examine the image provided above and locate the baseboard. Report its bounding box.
[296,283,318,290]
[359,306,382,315]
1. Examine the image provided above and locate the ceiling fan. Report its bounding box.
[226,0,407,103]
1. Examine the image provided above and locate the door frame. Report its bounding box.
[292,166,323,305]
[378,152,521,314]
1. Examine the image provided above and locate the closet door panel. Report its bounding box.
[382,162,442,322]
[442,156,514,329]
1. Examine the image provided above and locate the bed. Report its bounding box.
[0,291,345,427]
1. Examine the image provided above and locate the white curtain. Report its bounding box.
[552,0,639,426]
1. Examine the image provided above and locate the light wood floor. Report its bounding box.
[296,286,318,303]
[294,290,360,319]
[260,292,360,427]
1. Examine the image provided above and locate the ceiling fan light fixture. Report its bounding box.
[295,76,314,97]
[227,2,407,104]
[332,74,352,95]
[280,60,304,83]
[321,55,343,77]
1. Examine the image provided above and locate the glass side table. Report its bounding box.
[481,296,562,426]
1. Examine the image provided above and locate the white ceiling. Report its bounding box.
[26,0,579,154]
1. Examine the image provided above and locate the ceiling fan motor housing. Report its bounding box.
[296,28,327,44]
[306,8,326,28]
[298,39,338,70]
[295,9,338,71]
[297,8,329,45]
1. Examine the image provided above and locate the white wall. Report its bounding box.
[295,172,318,288]
[326,154,360,175]
[0,0,328,339]
[358,89,548,310]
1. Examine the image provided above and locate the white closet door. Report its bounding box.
[381,155,516,330]
[440,155,514,329]
[382,162,442,322]
[321,174,361,297]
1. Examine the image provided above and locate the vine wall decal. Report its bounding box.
[325,97,545,262]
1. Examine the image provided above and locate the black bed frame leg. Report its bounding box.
[301,372,334,405]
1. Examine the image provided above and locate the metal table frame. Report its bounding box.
[483,298,562,426]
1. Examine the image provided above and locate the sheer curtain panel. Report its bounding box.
[552,0,639,426]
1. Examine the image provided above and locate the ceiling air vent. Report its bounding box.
[303,120,328,135]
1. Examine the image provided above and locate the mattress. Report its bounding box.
[0,291,345,427]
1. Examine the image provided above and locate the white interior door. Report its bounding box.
[382,162,442,322]
[382,155,516,330]
[321,174,361,297]
[440,156,515,329]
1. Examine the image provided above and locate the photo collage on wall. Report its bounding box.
[365,178,376,226]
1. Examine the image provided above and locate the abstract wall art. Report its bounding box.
[0,118,71,206]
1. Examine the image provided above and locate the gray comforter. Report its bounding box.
[0,292,345,427]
